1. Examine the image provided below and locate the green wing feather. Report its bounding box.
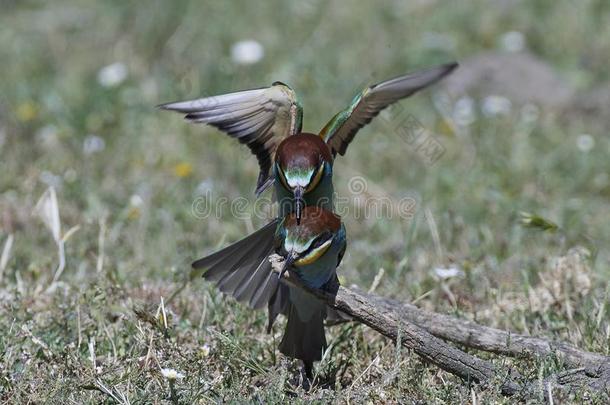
[320,62,458,156]
[319,91,366,144]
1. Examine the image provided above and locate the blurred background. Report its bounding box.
[1,0,609,402]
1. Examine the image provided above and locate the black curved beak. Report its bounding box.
[278,252,296,279]
[294,186,305,225]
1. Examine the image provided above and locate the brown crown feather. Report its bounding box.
[276,133,333,170]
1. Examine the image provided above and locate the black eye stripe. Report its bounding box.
[309,163,324,182]
[310,232,332,250]
[276,163,289,188]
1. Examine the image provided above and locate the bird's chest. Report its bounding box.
[291,252,336,289]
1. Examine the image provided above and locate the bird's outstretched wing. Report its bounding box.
[159,82,303,195]
[319,62,458,156]
[167,219,277,304]
[191,219,280,310]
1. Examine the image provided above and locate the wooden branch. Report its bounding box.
[269,256,610,397]
[324,284,523,396]
[358,289,609,369]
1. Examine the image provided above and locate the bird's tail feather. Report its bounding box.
[267,283,289,333]
[191,219,279,310]
[279,296,327,364]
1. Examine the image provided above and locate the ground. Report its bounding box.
[1,1,609,403]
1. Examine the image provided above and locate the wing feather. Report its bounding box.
[191,219,280,311]
[320,62,458,156]
[159,83,303,195]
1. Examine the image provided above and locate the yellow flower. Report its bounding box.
[127,207,140,220]
[436,119,454,136]
[16,101,38,122]
[173,162,193,178]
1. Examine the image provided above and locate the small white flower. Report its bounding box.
[500,31,526,52]
[83,134,105,155]
[97,62,128,87]
[200,344,211,357]
[482,95,512,117]
[129,194,143,207]
[231,40,264,65]
[576,134,594,153]
[453,97,476,126]
[161,368,185,380]
[434,266,463,280]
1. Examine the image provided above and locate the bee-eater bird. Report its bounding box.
[191,206,346,379]
[159,62,457,223]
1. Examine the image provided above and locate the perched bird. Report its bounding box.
[190,206,346,379]
[159,62,457,223]
[274,206,346,378]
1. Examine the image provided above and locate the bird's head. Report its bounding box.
[275,206,342,278]
[275,133,333,224]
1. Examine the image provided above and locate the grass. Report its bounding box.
[1,0,609,402]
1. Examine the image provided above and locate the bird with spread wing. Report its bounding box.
[159,62,457,224]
